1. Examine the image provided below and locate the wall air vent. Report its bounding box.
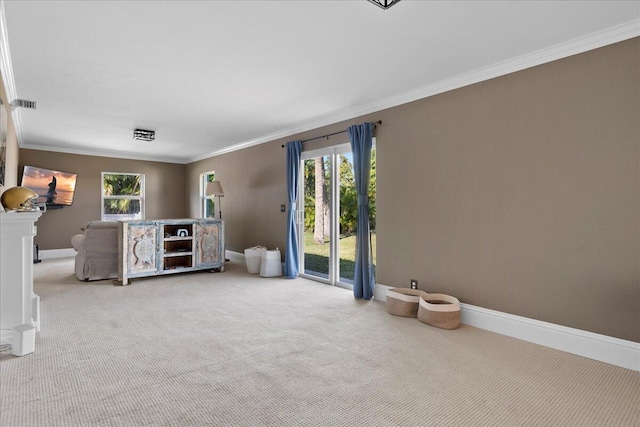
[133,129,155,142]
[11,99,37,110]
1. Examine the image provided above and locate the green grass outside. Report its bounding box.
[303,231,376,280]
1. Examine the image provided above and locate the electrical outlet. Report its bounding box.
[410,279,418,290]
[280,204,286,212]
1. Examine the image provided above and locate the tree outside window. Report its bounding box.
[304,149,376,237]
[102,172,144,220]
[202,172,216,218]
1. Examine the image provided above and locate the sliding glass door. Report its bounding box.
[299,144,376,288]
[301,152,332,281]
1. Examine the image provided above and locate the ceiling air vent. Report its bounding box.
[133,129,155,142]
[12,99,37,110]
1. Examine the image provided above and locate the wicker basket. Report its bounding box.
[386,288,426,317]
[417,293,461,329]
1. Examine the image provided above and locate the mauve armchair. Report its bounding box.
[71,221,118,281]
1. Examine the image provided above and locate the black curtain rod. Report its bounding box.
[281,120,382,148]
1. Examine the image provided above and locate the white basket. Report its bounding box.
[386,288,426,317]
[260,248,283,277]
[417,293,461,330]
[244,246,266,274]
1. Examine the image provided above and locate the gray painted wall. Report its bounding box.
[186,38,639,342]
[0,72,19,189]
[12,38,638,342]
[18,150,187,250]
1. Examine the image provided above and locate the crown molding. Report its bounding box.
[0,0,23,146]
[21,142,184,164]
[2,6,637,165]
[188,18,640,164]
[370,18,640,113]
[0,2,14,101]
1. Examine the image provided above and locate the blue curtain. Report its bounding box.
[348,123,375,299]
[284,140,302,278]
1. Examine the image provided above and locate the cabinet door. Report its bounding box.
[126,222,159,275]
[195,221,222,267]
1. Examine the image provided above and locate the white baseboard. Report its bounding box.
[226,250,286,275]
[36,252,639,371]
[37,249,249,262]
[374,284,639,372]
[373,283,393,302]
[40,249,242,263]
[225,250,245,263]
[40,249,248,263]
[39,248,76,259]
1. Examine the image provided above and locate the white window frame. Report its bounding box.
[299,143,351,288]
[101,172,145,221]
[298,139,376,287]
[201,171,216,218]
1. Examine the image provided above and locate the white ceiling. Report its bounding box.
[2,1,639,164]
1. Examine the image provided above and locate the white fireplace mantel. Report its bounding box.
[0,211,42,349]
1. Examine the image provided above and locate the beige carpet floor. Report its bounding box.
[0,257,638,426]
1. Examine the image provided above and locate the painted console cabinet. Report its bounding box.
[0,211,42,348]
[118,218,224,285]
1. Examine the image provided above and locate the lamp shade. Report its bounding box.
[205,181,224,196]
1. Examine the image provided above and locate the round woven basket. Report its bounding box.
[386,288,426,317]
[417,293,461,329]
